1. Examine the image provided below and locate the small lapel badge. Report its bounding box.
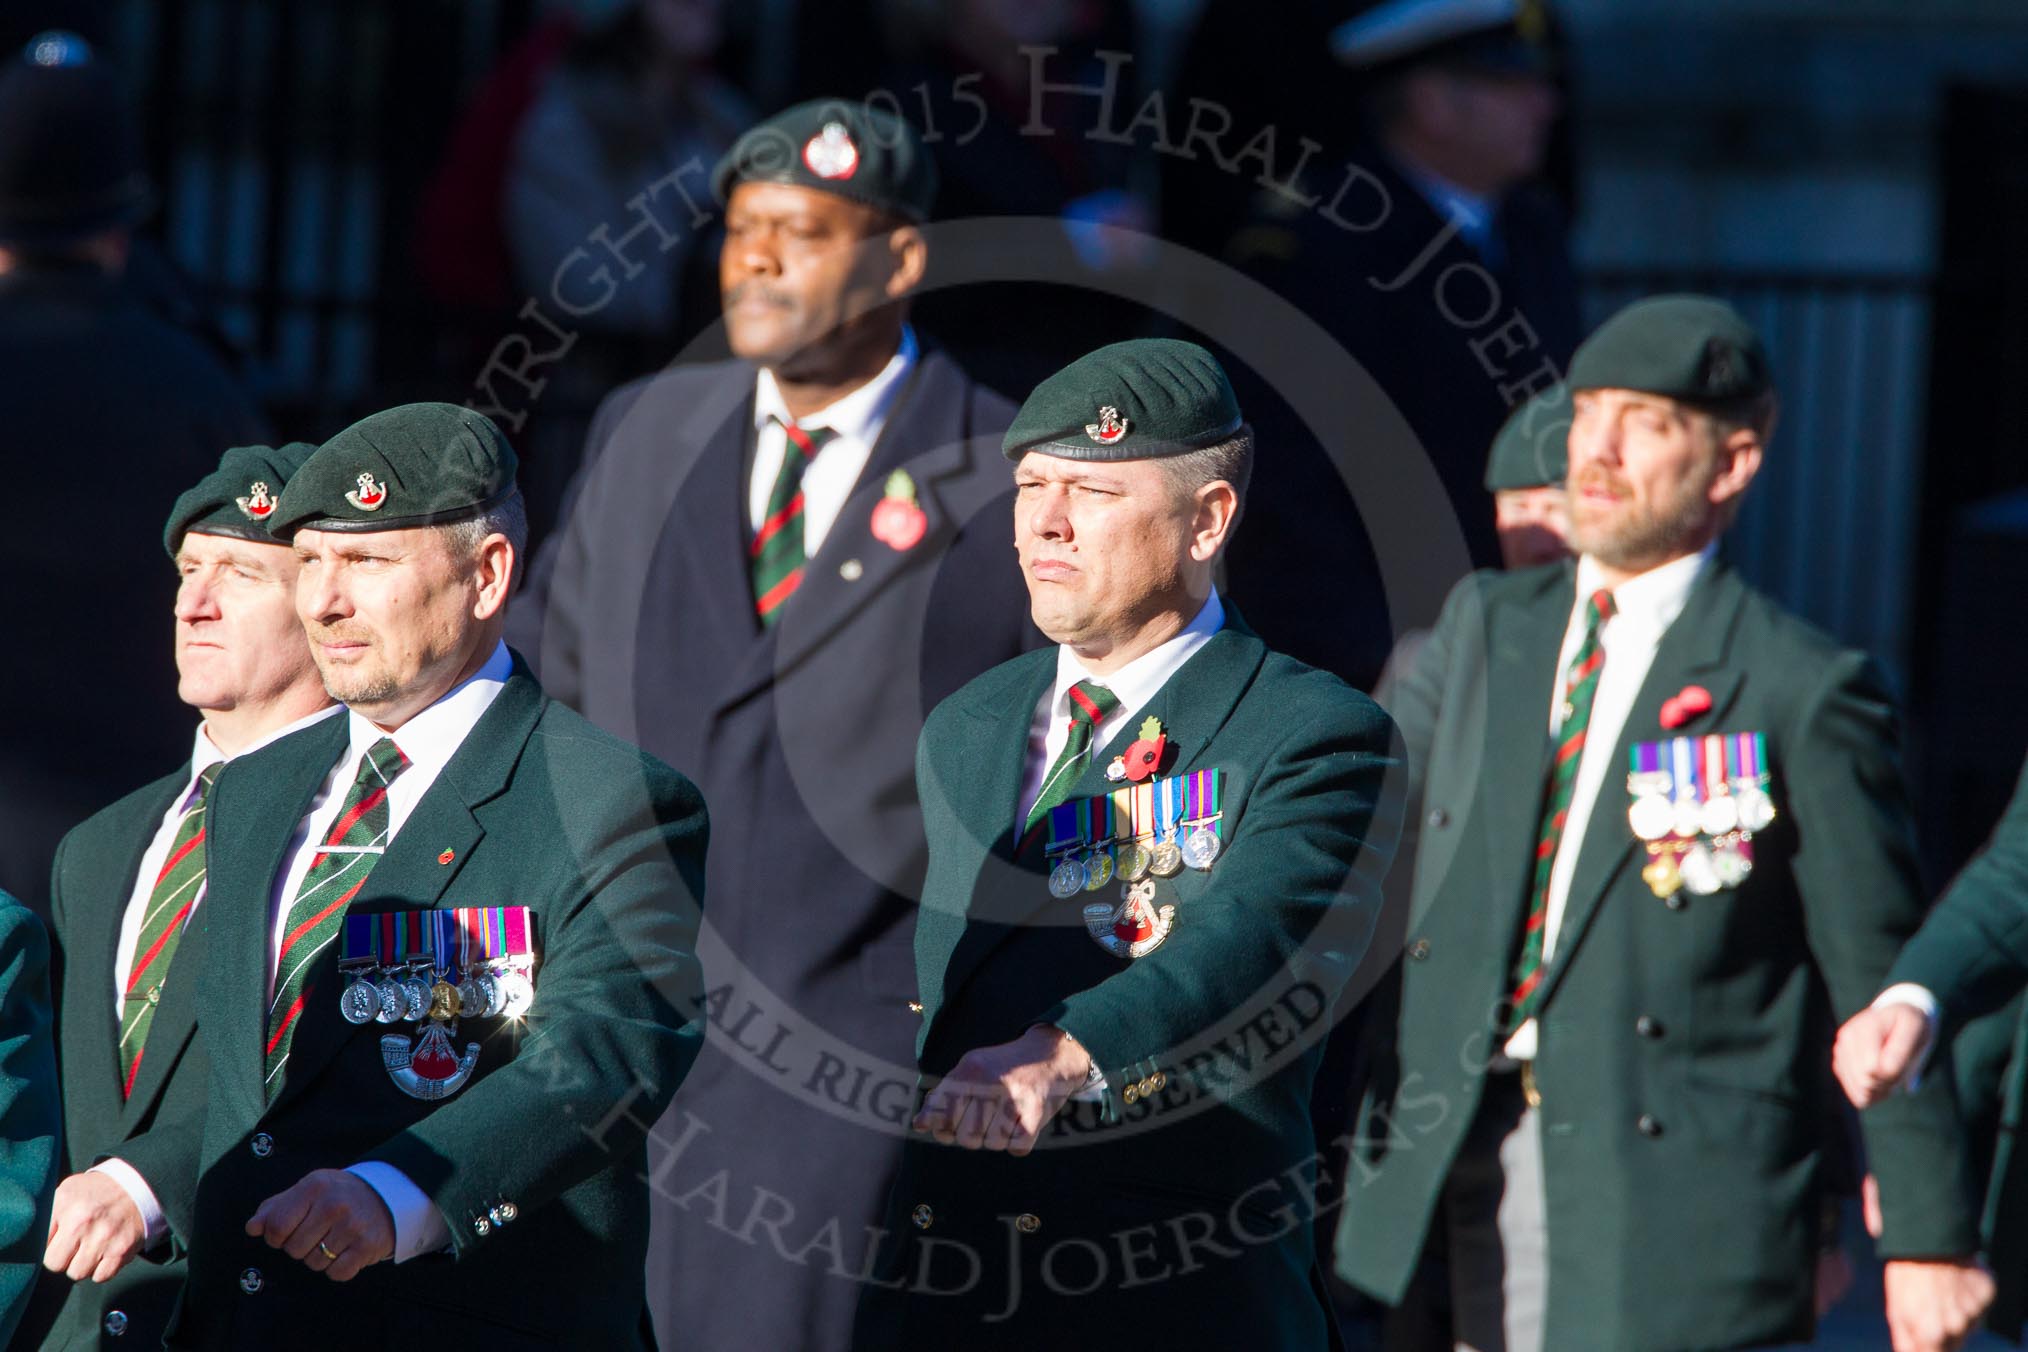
[839,558,865,581]
[437,848,455,865]
[803,121,860,180]
[1085,405,1130,445]
[346,472,388,511]
[236,480,276,520]
[870,469,927,551]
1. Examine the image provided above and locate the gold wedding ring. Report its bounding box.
[318,1242,340,1260]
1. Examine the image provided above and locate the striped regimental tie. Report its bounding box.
[1023,680,1122,835]
[751,417,837,627]
[1504,587,1616,1031]
[118,762,221,1098]
[264,736,408,1099]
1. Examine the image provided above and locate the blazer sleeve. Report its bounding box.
[0,899,59,1349]
[1887,754,2028,1025]
[1787,651,1979,1257]
[353,757,709,1257]
[1040,683,1402,1122]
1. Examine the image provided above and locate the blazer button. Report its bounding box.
[911,1204,934,1231]
[907,1000,924,1015]
[495,1201,517,1223]
[1014,1213,1041,1234]
[1636,1114,1663,1138]
[1635,1016,1663,1038]
[239,1268,263,1295]
[473,1215,492,1238]
[104,1310,128,1336]
[250,1132,273,1158]
[1426,808,1450,829]
[1409,938,1431,961]
[1663,893,1687,911]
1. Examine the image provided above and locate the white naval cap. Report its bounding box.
[1329,0,1552,72]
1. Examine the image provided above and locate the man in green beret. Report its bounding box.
[512,97,1038,1351]
[850,339,1399,1347]
[82,403,708,1349]
[38,443,336,1350]
[1486,381,1572,570]
[1335,295,1990,1350]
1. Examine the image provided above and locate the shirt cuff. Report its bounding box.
[347,1162,452,1262]
[1871,983,1941,1091]
[90,1158,167,1249]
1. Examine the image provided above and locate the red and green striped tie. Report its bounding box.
[752,417,836,627]
[1505,587,1615,1031]
[264,737,408,1099]
[1024,680,1121,834]
[118,762,220,1098]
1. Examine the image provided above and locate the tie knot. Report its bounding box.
[360,736,410,787]
[1066,679,1120,728]
[1585,587,1616,629]
[776,417,835,459]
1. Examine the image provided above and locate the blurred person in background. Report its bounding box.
[0,31,267,918]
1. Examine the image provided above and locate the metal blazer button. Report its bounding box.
[239,1268,263,1294]
[1014,1213,1041,1234]
[1427,808,1450,829]
[1637,1114,1663,1137]
[910,1204,934,1230]
[495,1201,517,1223]
[472,1215,492,1238]
[104,1310,128,1336]
[1409,938,1431,961]
[1635,1016,1663,1038]
[250,1132,273,1158]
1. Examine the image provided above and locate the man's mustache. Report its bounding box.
[724,281,796,310]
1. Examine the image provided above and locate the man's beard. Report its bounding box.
[1568,472,1714,572]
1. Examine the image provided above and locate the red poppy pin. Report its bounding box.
[1111,716,1169,783]
[870,470,927,551]
[1659,684,1713,730]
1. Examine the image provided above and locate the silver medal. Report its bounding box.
[1149,841,1184,878]
[1082,849,1116,890]
[1735,786,1776,833]
[497,969,535,1018]
[1680,842,1722,896]
[1048,857,1088,899]
[340,978,379,1025]
[1628,794,1674,842]
[1699,794,1739,837]
[1671,800,1704,840]
[399,974,431,1022]
[1180,824,1221,870]
[373,977,405,1024]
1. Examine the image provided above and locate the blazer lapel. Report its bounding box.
[266,669,543,1115]
[1477,567,1575,928]
[1536,563,1749,1009]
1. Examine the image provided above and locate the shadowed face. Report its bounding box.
[174,532,320,715]
[1493,485,1570,568]
[292,525,493,725]
[720,181,907,379]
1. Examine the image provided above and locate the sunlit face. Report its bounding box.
[1014,453,1202,652]
[1566,389,1735,572]
[174,532,321,715]
[292,526,488,722]
[719,182,903,377]
[1493,485,1570,569]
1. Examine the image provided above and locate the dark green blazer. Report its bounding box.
[853,620,1400,1350]
[117,658,707,1350]
[1888,752,2028,1336]
[43,765,213,1351]
[1336,560,1978,1352]
[0,892,60,1350]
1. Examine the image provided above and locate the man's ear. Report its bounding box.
[1710,428,1763,512]
[471,535,516,621]
[884,224,928,302]
[1189,481,1241,563]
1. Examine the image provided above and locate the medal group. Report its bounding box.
[336,907,539,1101]
[1630,732,1777,900]
[1043,767,1225,959]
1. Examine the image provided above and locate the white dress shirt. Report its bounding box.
[748,326,917,556]
[112,706,342,1016]
[1504,546,1714,1062]
[1019,592,1226,825]
[103,643,513,1261]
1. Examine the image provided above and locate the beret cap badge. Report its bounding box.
[1085,406,1131,446]
[345,472,388,512]
[802,121,859,181]
[235,481,276,521]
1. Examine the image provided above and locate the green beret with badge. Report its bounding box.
[1002,337,1246,463]
[1568,293,1773,407]
[1484,383,1570,492]
[266,402,519,536]
[163,441,319,556]
[712,97,938,223]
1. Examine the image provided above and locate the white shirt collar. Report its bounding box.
[1576,542,1716,638]
[187,702,343,787]
[752,325,918,439]
[345,639,513,775]
[1053,591,1227,712]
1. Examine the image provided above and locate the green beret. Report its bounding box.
[1484,384,1570,492]
[712,97,937,223]
[268,403,518,536]
[1569,294,1772,407]
[163,441,318,557]
[1003,339,1244,463]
